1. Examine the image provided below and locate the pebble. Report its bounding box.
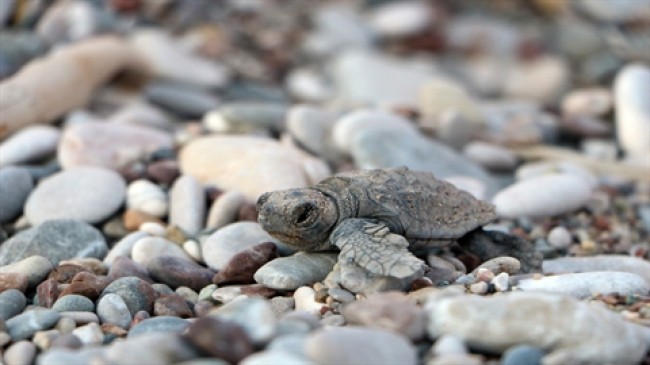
[126,179,168,217]
[286,105,340,160]
[127,316,190,338]
[131,236,192,268]
[179,135,316,200]
[154,294,193,318]
[145,81,221,118]
[577,0,650,22]
[0,219,108,266]
[516,271,649,298]
[103,231,149,265]
[0,289,26,320]
[305,326,418,365]
[492,272,510,292]
[202,222,285,271]
[72,322,103,345]
[58,121,173,170]
[108,101,172,130]
[285,68,333,102]
[6,309,60,341]
[106,332,199,364]
[504,56,569,105]
[501,345,545,365]
[182,316,254,364]
[369,1,432,38]
[101,276,156,316]
[332,50,436,107]
[169,175,206,236]
[468,281,488,294]
[203,102,287,134]
[0,125,60,167]
[241,350,314,365]
[327,287,355,303]
[254,252,338,290]
[493,173,593,218]
[426,292,649,365]
[432,335,467,356]
[131,29,230,88]
[106,256,153,283]
[304,4,372,56]
[50,333,83,349]
[213,242,277,285]
[59,311,99,325]
[293,286,325,315]
[52,295,95,312]
[341,291,426,340]
[147,255,214,291]
[547,226,572,249]
[0,272,28,292]
[96,293,132,329]
[462,141,517,171]
[36,347,108,365]
[561,87,612,117]
[4,340,37,365]
[543,255,650,285]
[146,160,180,186]
[0,167,33,223]
[206,190,248,229]
[209,296,277,345]
[614,63,650,160]
[515,161,596,186]
[183,240,203,262]
[24,167,126,225]
[32,329,61,351]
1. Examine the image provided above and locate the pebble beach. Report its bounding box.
[0,1,649,365]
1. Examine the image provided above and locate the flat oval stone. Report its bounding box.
[213,242,277,285]
[543,255,650,285]
[106,256,153,283]
[7,309,60,341]
[0,125,60,167]
[58,121,173,170]
[96,293,132,329]
[147,256,214,291]
[0,289,26,320]
[516,271,649,298]
[25,167,126,225]
[202,222,285,271]
[4,340,37,365]
[52,294,95,312]
[179,135,311,201]
[128,316,190,338]
[101,276,156,316]
[203,102,287,134]
[254,253,338,290]
[146,81,220,118]
[169,175,205,236]
[0,166,33,223]
[305,326,417,365]
[131,236,192,268]
[0,220,108,266]
[493,173,593,218]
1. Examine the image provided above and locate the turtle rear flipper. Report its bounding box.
[330,218,425,279]
[458,228,543,273]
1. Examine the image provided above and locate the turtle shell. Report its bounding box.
[315,167,497,241]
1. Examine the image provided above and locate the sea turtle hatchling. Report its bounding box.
[257,167,542,279]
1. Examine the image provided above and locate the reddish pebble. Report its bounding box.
[154,294,194,318]
[0,273,29,292]
[212,242,277,285]
[37,278,59,308]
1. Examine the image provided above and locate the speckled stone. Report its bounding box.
[0,220,108,266]
[24,167,126,225]
[254,252,337,290]
[0,289,26,320]
[7,309,60,341]
[101,277,156,316]
[0,167,33,223]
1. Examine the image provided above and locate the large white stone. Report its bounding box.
[515,271,649,298]
[614,63,650,159]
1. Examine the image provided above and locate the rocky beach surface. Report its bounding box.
[0,1,649,364]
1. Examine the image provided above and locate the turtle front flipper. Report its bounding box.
[330,218,425,279]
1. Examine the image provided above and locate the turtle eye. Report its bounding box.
[293,203,316,225]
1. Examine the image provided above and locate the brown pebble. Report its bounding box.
[101,323,128,337]
[240,284,277,298]
[237,203,258,222]
[0,272,29,292]
[410,277,434,291]
[154,294,194,318]
[59,272,109,300]
[130,311,150,328]
[48,264,90,284]
[59,258,108,275]
[193,300,215,317]
[148,256,214,291]
[182,316,254,364]
[212,242,277,285]
[146,160,180,185]
[119,162,147,183]
[37,279,60,308]
[107,256,154,283]
[123,209,163,231]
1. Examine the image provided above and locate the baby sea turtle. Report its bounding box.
[257,167,542,279]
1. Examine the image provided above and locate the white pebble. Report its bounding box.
[72,322,103,345]
[547,226,573,249]
[293,286,325,315]
[492,272,510,292]
[127,179,168,217]
[469,281,488,294]
[183,239,203,262]
[138,222,166,236]
[615,63,650,159]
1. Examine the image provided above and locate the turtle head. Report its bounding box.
[257,188,338,251]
